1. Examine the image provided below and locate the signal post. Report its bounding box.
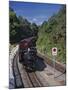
[52,47,57,78]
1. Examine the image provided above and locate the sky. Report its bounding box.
[9,1,63,25]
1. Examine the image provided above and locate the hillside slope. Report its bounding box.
[36,6,66,64]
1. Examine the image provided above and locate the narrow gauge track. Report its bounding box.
[12,52,24,88]
[25,69,43,87]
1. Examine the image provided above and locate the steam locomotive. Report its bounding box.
[19,37,37,71]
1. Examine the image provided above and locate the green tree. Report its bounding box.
[37,5,66,64]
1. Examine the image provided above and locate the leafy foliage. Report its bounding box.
[36,6,66,64]
[9,7,38,43]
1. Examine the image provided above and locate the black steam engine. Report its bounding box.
[19,37,37,71]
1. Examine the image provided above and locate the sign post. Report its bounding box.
[52,47,57,78]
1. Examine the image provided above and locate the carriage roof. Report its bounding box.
[20,37,36,43]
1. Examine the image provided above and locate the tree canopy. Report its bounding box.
[9,7,38,43]
[36,5,66,63]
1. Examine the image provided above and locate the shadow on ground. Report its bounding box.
[34,55,47,71]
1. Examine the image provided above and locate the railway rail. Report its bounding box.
[12,52,44,88]
[12,52,24,88]
[25,70,43,87]
[18,60,44,88]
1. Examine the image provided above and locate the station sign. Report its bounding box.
[52,47,57,56]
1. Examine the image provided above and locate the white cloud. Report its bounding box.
[32,18,37,22]
[28,15,48,25]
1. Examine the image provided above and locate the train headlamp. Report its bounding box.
[28,48,30,52]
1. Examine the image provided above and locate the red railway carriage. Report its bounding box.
[19,37,36,49]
